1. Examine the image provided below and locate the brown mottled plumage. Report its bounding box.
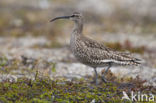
[73,35,141,67]
[50,12,141,84]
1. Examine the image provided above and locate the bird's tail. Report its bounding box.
[130,60,141,66]
[117,59,142,66]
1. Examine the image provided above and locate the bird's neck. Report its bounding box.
[73,20,83,35]
[70,20,83,47]
[70,20,83,52]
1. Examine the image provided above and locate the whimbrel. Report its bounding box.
[50,12,141,84]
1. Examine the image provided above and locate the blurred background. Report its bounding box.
[0,0,156,85]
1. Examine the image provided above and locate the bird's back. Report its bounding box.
[71,35,141,67]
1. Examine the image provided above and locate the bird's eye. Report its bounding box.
[71,15,79,18]
[71,15,75,17]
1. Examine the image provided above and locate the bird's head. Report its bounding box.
[50,12,82,22]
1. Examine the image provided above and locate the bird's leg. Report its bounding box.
[93,68,98,85]
[101,63,112,83]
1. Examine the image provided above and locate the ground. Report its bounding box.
[0,0,156,102]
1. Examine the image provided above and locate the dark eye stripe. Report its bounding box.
[71,15,79,17]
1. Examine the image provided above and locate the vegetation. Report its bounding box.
[105,39,145,54]
[0,55,155,103]
[0,76,155,103]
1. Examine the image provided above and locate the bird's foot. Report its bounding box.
[90,78,99,85]
[95,80,99,85]
[101,75,111,83]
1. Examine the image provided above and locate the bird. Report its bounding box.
[50,12,141,85]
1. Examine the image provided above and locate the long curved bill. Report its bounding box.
[50,16,71,22]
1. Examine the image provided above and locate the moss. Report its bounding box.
[0,76,155,103]
[0,57,19,74]
[0,57,154,103]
